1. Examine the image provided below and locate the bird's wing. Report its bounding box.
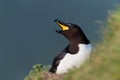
[49,46,68,73]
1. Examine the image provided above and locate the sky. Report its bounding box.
[0,0,120,80]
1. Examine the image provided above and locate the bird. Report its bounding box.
[49,19,92,74]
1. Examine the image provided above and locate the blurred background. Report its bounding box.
[0,0,120,80]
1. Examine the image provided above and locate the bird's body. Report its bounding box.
[49,19,92,74]
[56,44,92,74]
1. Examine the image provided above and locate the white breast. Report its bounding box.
[56,43,92,74]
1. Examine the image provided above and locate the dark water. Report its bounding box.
[0,0,120,80]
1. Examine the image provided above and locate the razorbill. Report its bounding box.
[49,19,92,74]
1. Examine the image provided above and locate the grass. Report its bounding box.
[24,5,120,80]
[24,64,64,80]
[24,64,50,80]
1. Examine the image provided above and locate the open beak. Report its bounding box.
[54,19,69,31]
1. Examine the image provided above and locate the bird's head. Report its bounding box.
[55,19,84,41]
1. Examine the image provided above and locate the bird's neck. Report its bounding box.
[69,36,90,44]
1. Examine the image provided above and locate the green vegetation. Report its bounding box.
[24,64,50,80]
[24,6,120,80]
[24,64,64,80]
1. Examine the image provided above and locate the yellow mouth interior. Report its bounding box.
[56,22,69,30]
